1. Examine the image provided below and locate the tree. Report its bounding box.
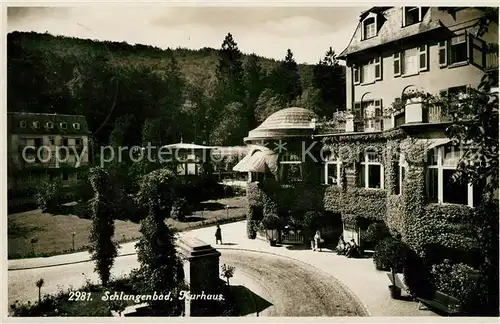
[88,167,118,286]
[270,49,303,105]
[312,47,346,117]
[243,54,266,130]
[255,88,285,123]
[216,33,245,104]
[134,168,185,316]
[35,278,44,303]
[211,101,248,146]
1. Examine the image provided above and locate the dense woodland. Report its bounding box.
[7,31,346,147]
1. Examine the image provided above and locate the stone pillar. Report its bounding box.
[345,113,355,132]
[405,97,423,123]
[177,237,222,317]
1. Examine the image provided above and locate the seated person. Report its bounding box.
[335,236,347,255]
[346,239,360,258]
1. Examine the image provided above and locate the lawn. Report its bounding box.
[8,197,247,259]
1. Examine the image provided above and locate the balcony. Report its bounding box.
[427,106,452,123]
[485,51,499,71]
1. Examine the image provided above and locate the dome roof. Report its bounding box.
[245,107,318,142]
[258,107,318,130]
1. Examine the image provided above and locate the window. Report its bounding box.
[48,137,55,145]
[60,122,67,130]
[361,57,382,84]
[363,99,382,131]
[73,122,81,130]
[403,48,419,75]
[20,120,27,128]
[353,102,362,119]
[75,139,82,146]
[393,53,402,77]
[363,17,377,40]
[438,41,448,67]
[280,153,303,183]
[46,121,54,129]
[62,138,69,147]
[62,171,69,181]
[403,7,429,27]
[450,34,468,65]
[33,121,40,129]
[324,154,341,185]
[425,144,477,206]
[359,150,384,189]
[353,65,360,85]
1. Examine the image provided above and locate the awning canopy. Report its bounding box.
[233,149,277,173]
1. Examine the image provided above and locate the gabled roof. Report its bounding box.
[8,112,90,135]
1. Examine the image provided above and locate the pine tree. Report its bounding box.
[243,54,265,129]
[216,33,245,104]
[271,49,302,105]
[312,47,346,117]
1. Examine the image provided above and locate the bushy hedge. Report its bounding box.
[170,198,189,221]
[35,180,63,213]
[430,259,482,314]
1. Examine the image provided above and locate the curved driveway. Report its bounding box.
[8,249,366,317]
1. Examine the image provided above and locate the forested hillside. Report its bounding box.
[7,31,346,147]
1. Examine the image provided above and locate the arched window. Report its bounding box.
[358,148,384,189]
[425,144,480,206]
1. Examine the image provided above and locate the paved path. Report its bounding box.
[8,220,436,317]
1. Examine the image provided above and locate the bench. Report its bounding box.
[416,291,463,316]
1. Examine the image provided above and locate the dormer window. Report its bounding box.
[73,122,80,130]
[362,13,378,40]
[403,7,429,27]
[46,121,54,129]
[364,18,376,39]
[19,120,27,128]
[60,122,67,130]
[33,121,40,129]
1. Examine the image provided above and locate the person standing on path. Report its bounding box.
[215,225,223,245]
[313,230,323,252]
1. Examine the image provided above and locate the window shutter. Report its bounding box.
[353,65,360,84]
[393,53,401,77]
[419,45,428,71]
[438,41,448,67]
[468,34,486,68]
[375,57,382,80]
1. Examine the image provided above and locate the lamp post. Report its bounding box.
[225,205,229,219]
[72,232,76,252]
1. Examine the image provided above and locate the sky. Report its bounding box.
[7,6,366,64]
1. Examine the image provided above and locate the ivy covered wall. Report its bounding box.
[245,128,483,258]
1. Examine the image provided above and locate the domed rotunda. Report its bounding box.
[244,107,318,144]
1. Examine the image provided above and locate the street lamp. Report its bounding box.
[225,205,229,219]
[72,232,76,251]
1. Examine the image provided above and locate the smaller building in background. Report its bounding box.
[7,112,91,191]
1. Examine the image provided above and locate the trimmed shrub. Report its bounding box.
[373,237,408,272]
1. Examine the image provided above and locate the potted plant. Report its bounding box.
[261,214,281,246]
[385,238,408,299]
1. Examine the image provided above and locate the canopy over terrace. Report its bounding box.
[233,145,278,174]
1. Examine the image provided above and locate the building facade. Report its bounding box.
[338,6,498,132]
[7,112,90,191]
[235,7,498,259]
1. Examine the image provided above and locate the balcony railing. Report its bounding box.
[486,51,499,71]
[427,106,452,123]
